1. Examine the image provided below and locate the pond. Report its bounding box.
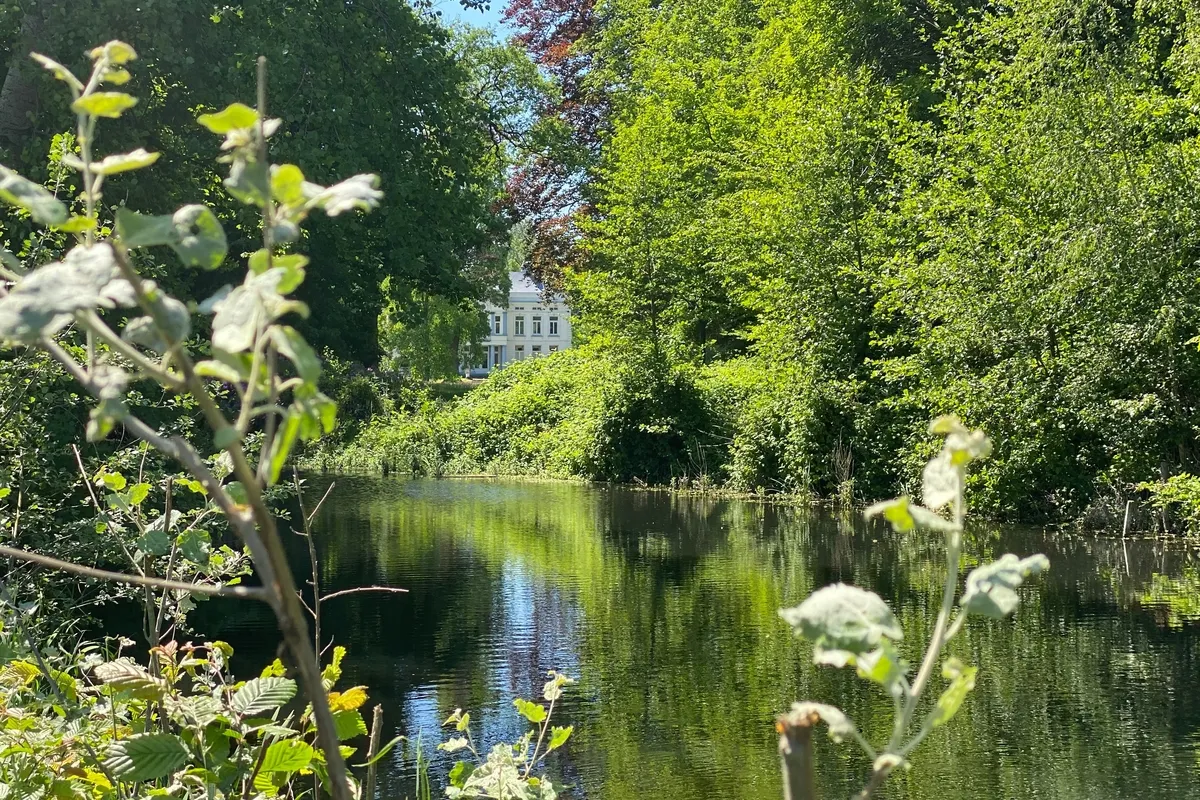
[202,476,1200,799]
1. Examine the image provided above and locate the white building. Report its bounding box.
[467,271,572,377]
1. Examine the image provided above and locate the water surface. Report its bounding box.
[207,476,1200,799]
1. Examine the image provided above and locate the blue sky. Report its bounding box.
[431,0,513,34]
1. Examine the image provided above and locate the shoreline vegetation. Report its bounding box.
[306,346,1194,535]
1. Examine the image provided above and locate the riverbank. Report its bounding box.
[307,342,1198,532]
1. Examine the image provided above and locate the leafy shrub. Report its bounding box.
[1140,473,1200,535]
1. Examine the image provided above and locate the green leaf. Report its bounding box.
[784,702,858,744]
[253,740,314,794]
[196,103,258,134]
[449,760,474,788]
[225,157,270,206]
[960,553,1050,618]
[514,698,547,724]
[322,646,346,688]
[31,53,82,91]
[266,410,301,486]
[332,709,368,740]
[308,173,383,216]
[864,496,957,534]
[91,40,138,65]
[232,677,296,715]
[172,204,227,269]
[931,658,977,728]
[116,209,175,248]
[176,529,211,565]
[72,92,137,119]
[248,249,309,276]
[271,326,320,382]
[55,216,97,233]
[103,733,188,781]
[456,711,471,732]
[438,736,470,753]
[779,584,903,667]
[93,659,167,700]
[91,149,159,176]
[117,205,226,269]
[136,528,171,557]
[546,725,573,751]
[100,472,127,491]
[853,641,907,699]
[259,739,314,773]
[195,358,245,384]
[164,695,223,728]
[0,165,68,225]
[128,482,150,505]
[271,164,307,207]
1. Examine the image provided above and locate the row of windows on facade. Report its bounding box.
[491,314,560,336]
[481,344,558,369]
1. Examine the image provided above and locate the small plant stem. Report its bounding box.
[524,695,556,778]
[893,489,965,751]
[365,704,384,800]
[293,471,325,654]
[777,708,818,800]
[152,477,177,646]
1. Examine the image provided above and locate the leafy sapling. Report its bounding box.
[777,417,1049,799]
[439,671,575,799]
[0,41,382,800]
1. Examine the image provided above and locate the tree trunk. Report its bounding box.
[0,4,47,146]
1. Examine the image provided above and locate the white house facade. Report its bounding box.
[467,271,573,377]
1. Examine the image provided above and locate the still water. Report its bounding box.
[204,476,1200,799]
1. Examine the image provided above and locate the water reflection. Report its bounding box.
[203,476,1200,800]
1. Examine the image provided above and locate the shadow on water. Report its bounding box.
[190,475,1200,800]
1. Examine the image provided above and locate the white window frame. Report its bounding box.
[549,315,559,336]
[532,315,542,335]
[514,316,525,336]
[532,345,542,356]
[493,314,502,335]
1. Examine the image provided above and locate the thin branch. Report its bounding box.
[0,545,270,601]
[318,586,409,603]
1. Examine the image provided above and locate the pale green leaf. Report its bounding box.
[546,725,573,751]
[72,92,137,119]
[196,103,258,134]
[0,165,68,225]
[308,173,382,216]
[514,698,547,724]
[931,658,977,727]
[31,53,82,91]
[91,149,159,176]
[779,583,903,667]
[960,553,1050,618]
[93,659,167,700]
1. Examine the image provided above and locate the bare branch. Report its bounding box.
[0,544,270,601]
[319,586,409,603]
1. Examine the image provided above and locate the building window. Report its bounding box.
[492,314,502,335]
[549,315,559,336]
[515,345,525,360]
[532,316,542,335]
[532,345,541,356]
[549,345,559,353]
[492,345,504,368]
[514,316,525,336]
